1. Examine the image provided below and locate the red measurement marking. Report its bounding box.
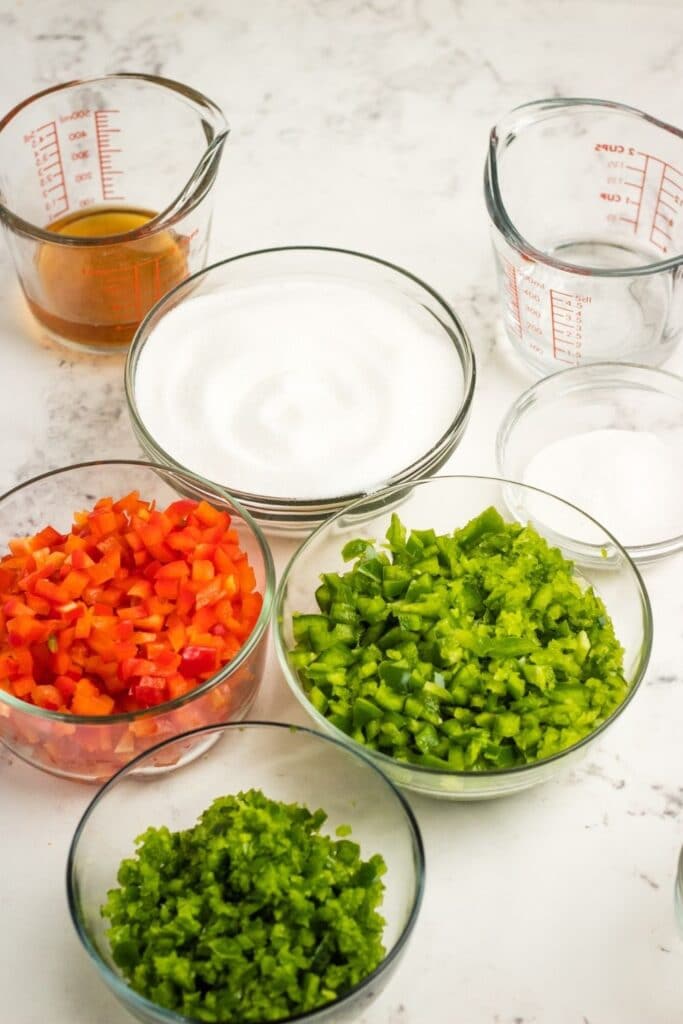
[29,120,69,218]
[607,149,682,250]
[502,260,522,339]
[549,289,580,366]
[94,109,124,201]
[649,163,668,250]
[131,262,140,321]
[632,153,648,234]
[648,160,682,253]
[79,257,160,321]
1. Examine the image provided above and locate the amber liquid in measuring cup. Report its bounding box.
[27,206,189,348]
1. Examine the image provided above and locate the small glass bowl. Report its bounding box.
[0,461,274,783]
[496,363,683,563]
[67,721,425,1024]
[274,475,652,800]
[125,246,476,534]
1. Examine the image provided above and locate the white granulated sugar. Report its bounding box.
[135,281,463,500]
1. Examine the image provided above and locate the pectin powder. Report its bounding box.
[522,428,683,548]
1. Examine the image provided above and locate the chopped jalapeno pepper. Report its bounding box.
[102,789,386,1021]
[290,508,628,771]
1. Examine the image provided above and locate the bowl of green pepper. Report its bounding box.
[275,475,652,800]
[67,721,424,1024]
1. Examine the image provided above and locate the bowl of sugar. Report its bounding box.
[497,363,683,564]
[125,246,475,534]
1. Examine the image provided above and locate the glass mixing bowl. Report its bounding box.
[0,461,274,783]
[274,475,652,800]
[676,847,683,938]
[67,721,425,1024]
[125,246,476,534]
[496,363,683,563]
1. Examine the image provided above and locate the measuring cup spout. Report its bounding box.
[485,97,683,271]
[159,121,229,230]
[484,97,683,372]
[148,75,230,230]
[0,73,230,239]
[0,74,229,352]
[484,103,541,242]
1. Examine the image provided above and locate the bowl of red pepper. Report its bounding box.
[0,460,274,783]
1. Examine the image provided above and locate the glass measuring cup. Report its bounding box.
[0,74,228,352]
[485,98,683,375]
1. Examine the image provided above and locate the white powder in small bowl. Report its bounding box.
[521,428,683,549]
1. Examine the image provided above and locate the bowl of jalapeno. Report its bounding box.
[68,721,425,1023]
[274,475,652,800]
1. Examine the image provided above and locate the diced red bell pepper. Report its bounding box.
[0,492,261,721]
[55,674,77,700]
[194,501,224,527]
[68,547,94,570]
[179,645,218,678]
[12,675,35,698]
[167,616,186,652]
[113,490,143,515]
[156,560,191,580]
[25,594,52,616]
[87,559,118,586]
[120,657,158,680]
[165,499,198,524]
[4,597,35,618]
[71,678,115,716]
[192,559,215,583]
[237,561,257,594]
[33,526,66,549]
[167,674,194,700]
[134,614,164,632]
[133,675,168,707]
[32,684,63,711]
[8,616,52,645]
[195,578,225,610]
[154,578,179,600]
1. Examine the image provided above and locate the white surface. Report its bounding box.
[134,280,463,499]
[0,2,682,1023]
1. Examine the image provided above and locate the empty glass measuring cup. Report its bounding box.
[485,98,683,375]
[0,74,228,352]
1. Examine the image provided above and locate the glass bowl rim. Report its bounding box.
[676,846,683,933]
[66,719,426,1024]
[0,458,275,724]
[274,473,653,780]
[495,361,683,562]
[124,244,477,516]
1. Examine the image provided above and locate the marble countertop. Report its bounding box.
[1,1,682,1021]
